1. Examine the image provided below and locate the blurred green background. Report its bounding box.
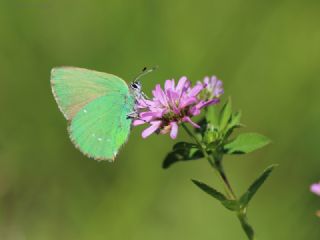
[0,0,320,239]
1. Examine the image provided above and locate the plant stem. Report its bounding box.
[181,123,236,199]
[237,211,255,240]
[181,123,254,239]
[181,123,214,168]
[215,161,237,200]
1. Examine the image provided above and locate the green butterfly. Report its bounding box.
[51,66,153,162]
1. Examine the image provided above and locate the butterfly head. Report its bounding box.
[130,81,142,92]
[130,66,158,99]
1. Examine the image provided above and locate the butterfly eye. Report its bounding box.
[131,82,140,89]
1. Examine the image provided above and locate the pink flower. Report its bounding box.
[134,76,223,139]
[310,182,320,196]
[199,76,224,100]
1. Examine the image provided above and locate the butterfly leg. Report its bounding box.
[141,91,149,100]
[126,111,139,119]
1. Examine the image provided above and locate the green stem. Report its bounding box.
[181,123,214,168]
[237,210,255,240]
[181,123,254,239]
[215,161,237,200]
[181,123,236,199]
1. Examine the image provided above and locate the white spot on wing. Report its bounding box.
[98,137,103,141]
[83,109,87,113]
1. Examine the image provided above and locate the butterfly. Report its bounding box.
[50,66,154,162]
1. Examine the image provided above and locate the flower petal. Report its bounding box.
[166,90,180,114]
[200,98,220,109]
[132,119,145,126]
[164,79,174,92]
[140,111,163,119]
[180,96,198,108]
[170,122,178,139]
[203,76,210,85]
[188,83,203,97]
[205,76,224,98]
[311,183,320,196]
[153,84,168,106]
[182,116,200,128]
[210,76,218,87]
[214,80,224,97]
[142,121,162,138]
[176,76,188,93]
[189,105,201,116]
[167,89,179,103]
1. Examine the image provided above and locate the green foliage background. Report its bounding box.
[0,0,319,239]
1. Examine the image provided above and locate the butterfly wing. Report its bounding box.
[51,67,129,120]
[69,93,135,161]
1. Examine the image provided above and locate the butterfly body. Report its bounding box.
[51,67,139,161]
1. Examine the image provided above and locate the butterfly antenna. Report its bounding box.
[133,66,158,82]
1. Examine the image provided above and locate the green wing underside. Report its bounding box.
[69,93,135,161]
[51,66,135,161]
[51,67,129,120]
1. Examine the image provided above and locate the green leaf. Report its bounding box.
[224,133,271,154]
[173,142,198,151]
[206,106,219,128]
[221,199,240,211]
[192,179,227,201]
[228,110,242,130]
[192,179,240,211]
[239,164,277,208]
[219,97,232,131]
[223,110,243,139]
[162,143,203,169]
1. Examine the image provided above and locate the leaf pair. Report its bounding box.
[192,164,277,211]
[192,179,239,211]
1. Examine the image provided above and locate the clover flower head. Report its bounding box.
[133,76,223,139]
[310,182,320,196]
[201,75,224,99]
